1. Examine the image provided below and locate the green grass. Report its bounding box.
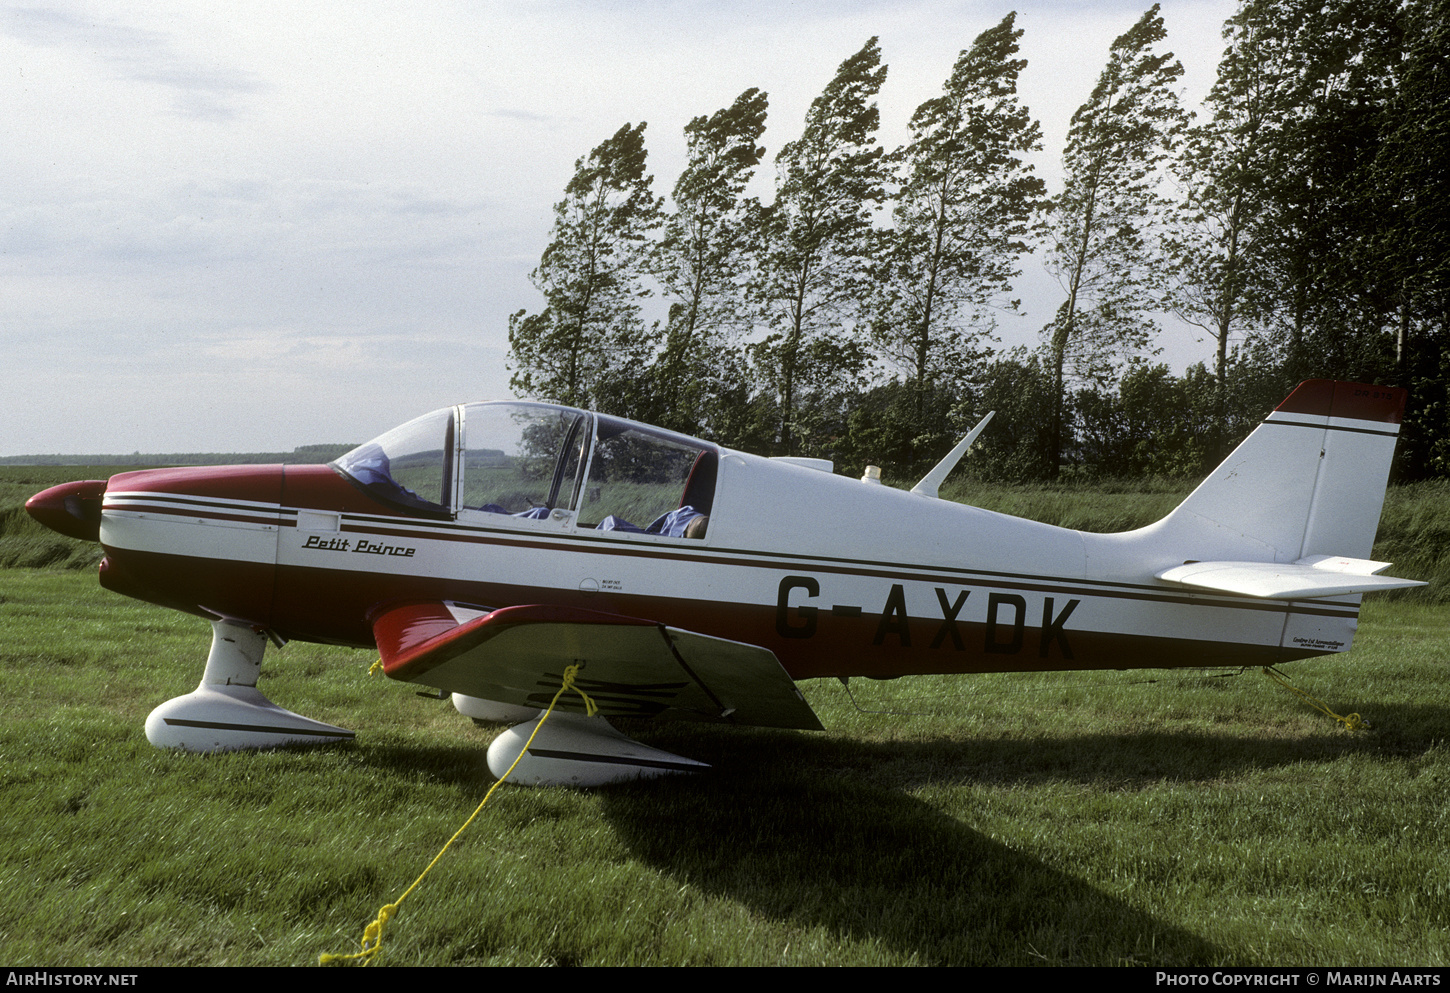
[579,480,684,529]
[2,465,1448,965]
[938,474,1192,534]
[1,568,1447,966]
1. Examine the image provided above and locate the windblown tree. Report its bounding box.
[1170,0,1443,473]
[871,12,1046,469]
[1042,4,1189,475]
[1162,2,1285,459]
[750,38,889,456]
[650,88,769,439]
[1375,0,1449,363]
[508,122,663,412]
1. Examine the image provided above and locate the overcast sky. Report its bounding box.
[0,0,1237,456]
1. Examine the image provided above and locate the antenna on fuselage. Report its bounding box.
[910,411,995,499]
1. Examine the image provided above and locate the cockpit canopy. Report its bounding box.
[333,402,718,537]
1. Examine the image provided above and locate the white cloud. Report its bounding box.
[6,2,261,119]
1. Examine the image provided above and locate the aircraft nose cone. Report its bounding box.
[26,479,107,542]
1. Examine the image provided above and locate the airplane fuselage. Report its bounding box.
[89,452,1349,682]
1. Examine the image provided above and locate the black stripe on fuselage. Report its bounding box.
[522,747,704,771]
[324,517,1359,620]
[112,494,1361,621]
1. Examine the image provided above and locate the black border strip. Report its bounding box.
[1266,418,1400,437]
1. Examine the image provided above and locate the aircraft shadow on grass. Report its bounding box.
[327,703,1441,965]
[585,712,1438,967]
[590,724,1223,966]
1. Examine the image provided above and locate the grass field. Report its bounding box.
[1,468,1447,965]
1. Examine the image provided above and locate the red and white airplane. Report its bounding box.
[27,379,1422,785]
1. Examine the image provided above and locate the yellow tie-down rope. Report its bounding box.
[321,664,598,965]
[1261,666,1371,731]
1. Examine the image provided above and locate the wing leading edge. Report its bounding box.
[372,601,823,731]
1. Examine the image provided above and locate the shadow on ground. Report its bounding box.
[590,723,1243,966]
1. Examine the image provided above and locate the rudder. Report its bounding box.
[1159,380,1405,565]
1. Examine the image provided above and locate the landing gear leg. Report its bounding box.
[144,619,355,752]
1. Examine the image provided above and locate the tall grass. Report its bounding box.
[937,475,1190,533]
[1375,481,1450,602]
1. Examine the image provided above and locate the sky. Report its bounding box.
[0,0,1238,456]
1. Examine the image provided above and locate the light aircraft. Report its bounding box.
[27,379,1423,786]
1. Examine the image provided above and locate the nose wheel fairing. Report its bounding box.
[145,620,353,752]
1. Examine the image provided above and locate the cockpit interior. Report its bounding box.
[333,402,717,538]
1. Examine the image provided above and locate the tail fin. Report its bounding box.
[1151,381,1422,600]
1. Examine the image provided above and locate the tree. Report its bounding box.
[959,350,1057,483]
[1073,363,1218,477]
[831,378,967,480]
[1371,0,1450,478]
[1243,0,1404,386]
[1163,1,1285,459]
[750,38,889,455]
[1229,0,1450,479]
[871,13,1046,468]
[650,89,769,438]
[1042,4,1189,475]
[508,123,663,412]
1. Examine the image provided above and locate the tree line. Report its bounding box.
[507,0,1449,484]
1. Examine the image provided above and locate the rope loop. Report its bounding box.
[1261,667,1372,731]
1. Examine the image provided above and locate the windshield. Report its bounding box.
[332,402,719,535]
[459,403,588,515]
[333,407,455,515]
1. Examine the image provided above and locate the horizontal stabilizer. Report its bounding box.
[372,601,822,730]
[1157,556,1425,600]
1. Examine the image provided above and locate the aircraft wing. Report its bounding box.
[372,601,824,730]
[1157,555,1425,600]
